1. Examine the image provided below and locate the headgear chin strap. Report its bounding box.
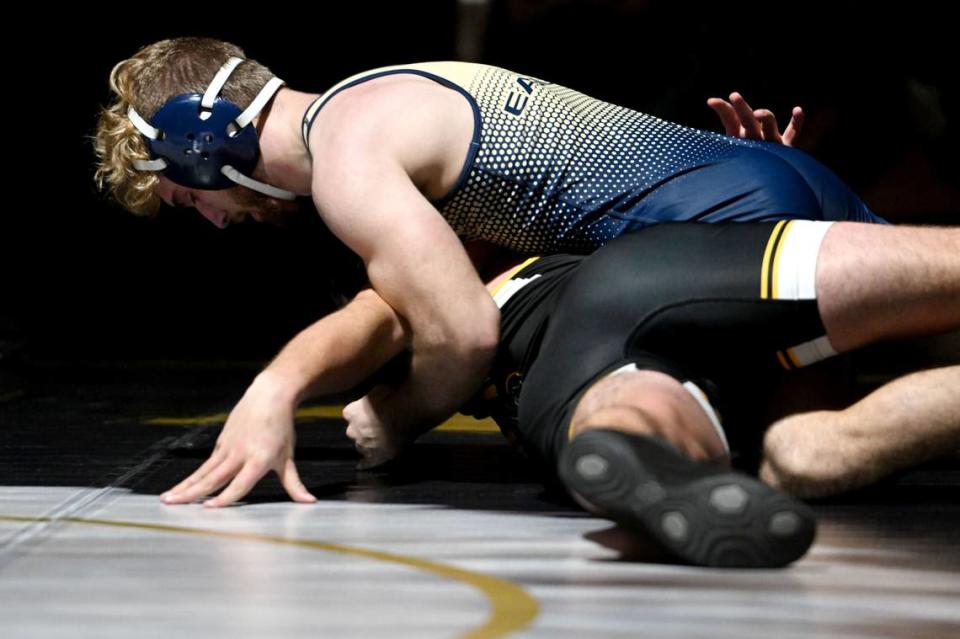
[128,57,296,201]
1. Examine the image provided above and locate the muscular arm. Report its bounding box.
[259,288,408,404]
[311,86,500,440]
[759,223,960,497]
[761,365,960,498]
[163,237,517,504]
[162,289,408,507]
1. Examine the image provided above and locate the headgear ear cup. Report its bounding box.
[128,58,295,200]
[144,94,259,190]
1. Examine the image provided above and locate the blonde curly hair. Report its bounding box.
[93,37,275,215]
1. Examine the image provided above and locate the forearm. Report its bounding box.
[839,365,960,472]
[257,289,407,405]
[381,334,498,437]
[761,365,960,497]
[361,233,502,436]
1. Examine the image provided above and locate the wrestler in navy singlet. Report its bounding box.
[303,62,884,254]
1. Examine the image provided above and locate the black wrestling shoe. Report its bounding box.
[558,429,815,568]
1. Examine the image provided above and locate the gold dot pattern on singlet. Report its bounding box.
[438,66,744,254]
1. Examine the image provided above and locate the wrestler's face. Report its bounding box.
[156,177,297,228]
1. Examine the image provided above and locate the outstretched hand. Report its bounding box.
[707,92,804,147]
[161,374,316,508]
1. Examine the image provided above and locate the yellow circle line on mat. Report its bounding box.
[0,514,538,639]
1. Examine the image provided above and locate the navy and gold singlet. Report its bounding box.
[303,62,882,254]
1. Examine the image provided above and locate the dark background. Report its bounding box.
[5,0,957,369]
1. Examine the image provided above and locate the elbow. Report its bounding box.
[476,301,501,351]
[471,331,499,371]
[409,294,499,370]
[444,299,499,368]
[459,302,500,364]
[760,412,845,499]
[760,422,814,495]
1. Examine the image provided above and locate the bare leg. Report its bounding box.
[817,223,960,352]
[761,365,960,498]
[760,223,960,497]
[568,223,960,463]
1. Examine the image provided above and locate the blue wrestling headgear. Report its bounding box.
[128,57,296,200]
